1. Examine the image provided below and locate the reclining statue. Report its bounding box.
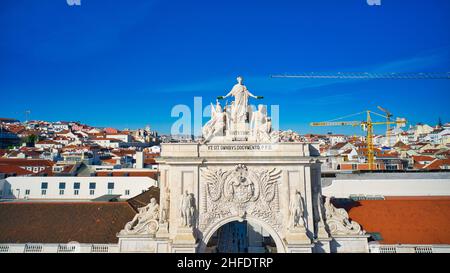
[121,197,160,235]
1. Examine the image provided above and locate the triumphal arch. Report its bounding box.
[117,76,369,253]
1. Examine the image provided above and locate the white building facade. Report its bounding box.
[0,176,157,200]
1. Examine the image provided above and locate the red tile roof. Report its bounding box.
[423,159,450,170]
[422,149,441,154]
[144,152,160,158]
[0,165,34,176]
[0,202,136,244]
[94,138,122,142]
[36,140,60,145]
[144,158,157,164]
[5,125,25,134]
[0,158,54,167]
[393,141,407,148]
[127,186,160,211]
[412,155,436,162]
[338,197,450,245]
[330,142,348,150]
[435,150,450,157]
[100,158,118,165]
[111,149,136,156]
[0,187,160,244]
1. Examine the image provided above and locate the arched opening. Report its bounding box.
[204,220,278,253]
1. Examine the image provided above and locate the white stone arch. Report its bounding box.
[197,215,286,253]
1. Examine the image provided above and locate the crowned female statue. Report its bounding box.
[219,76,262,124]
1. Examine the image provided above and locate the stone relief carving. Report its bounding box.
[200,164,282,231]
[323,196,365,235]
[289,190,305,229]
[180,191,196,227]
[119,197,160,235]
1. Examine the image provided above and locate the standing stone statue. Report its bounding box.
[250,104,271,142]
[220,76,261,124]
[180,191,195,227]
[289,190,305,228]
[161,187,170,223]
[313,192,323,229]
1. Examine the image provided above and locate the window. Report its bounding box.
[107,182,114,194]
[41,182,48,189]
[90,190,95,195]
[125,190,130,195]
[59,182,66,189]
[59,189,65,195]
[89,182,96,189]
[386,165,398,171]
[74,190,79,195]
[25,189,30,195]
[41,190,47,195]
[74,183,80,189]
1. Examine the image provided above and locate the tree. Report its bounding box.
[21,134,39,146]
[438,117,443,127]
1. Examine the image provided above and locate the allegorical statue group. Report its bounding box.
[120,197,160,235]
[202,76,276,143]
[119,190,197,236]
[118,75,365,242]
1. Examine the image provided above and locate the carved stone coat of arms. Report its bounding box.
[199,164,282,232]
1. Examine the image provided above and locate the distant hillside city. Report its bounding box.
[1,117,448,178]
[0,117,449,254]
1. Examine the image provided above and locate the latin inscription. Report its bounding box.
[207,144,273,151]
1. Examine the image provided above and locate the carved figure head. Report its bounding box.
[236,75,244,85]
[215,101,223,112]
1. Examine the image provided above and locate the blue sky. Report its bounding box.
[1,0,449,135]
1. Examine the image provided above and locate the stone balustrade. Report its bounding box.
[0,243,119,253]
[369,243,450,253]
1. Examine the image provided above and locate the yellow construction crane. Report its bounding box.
[273,71,444,168]
[377,106,393,147]
[311,110,406,170]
